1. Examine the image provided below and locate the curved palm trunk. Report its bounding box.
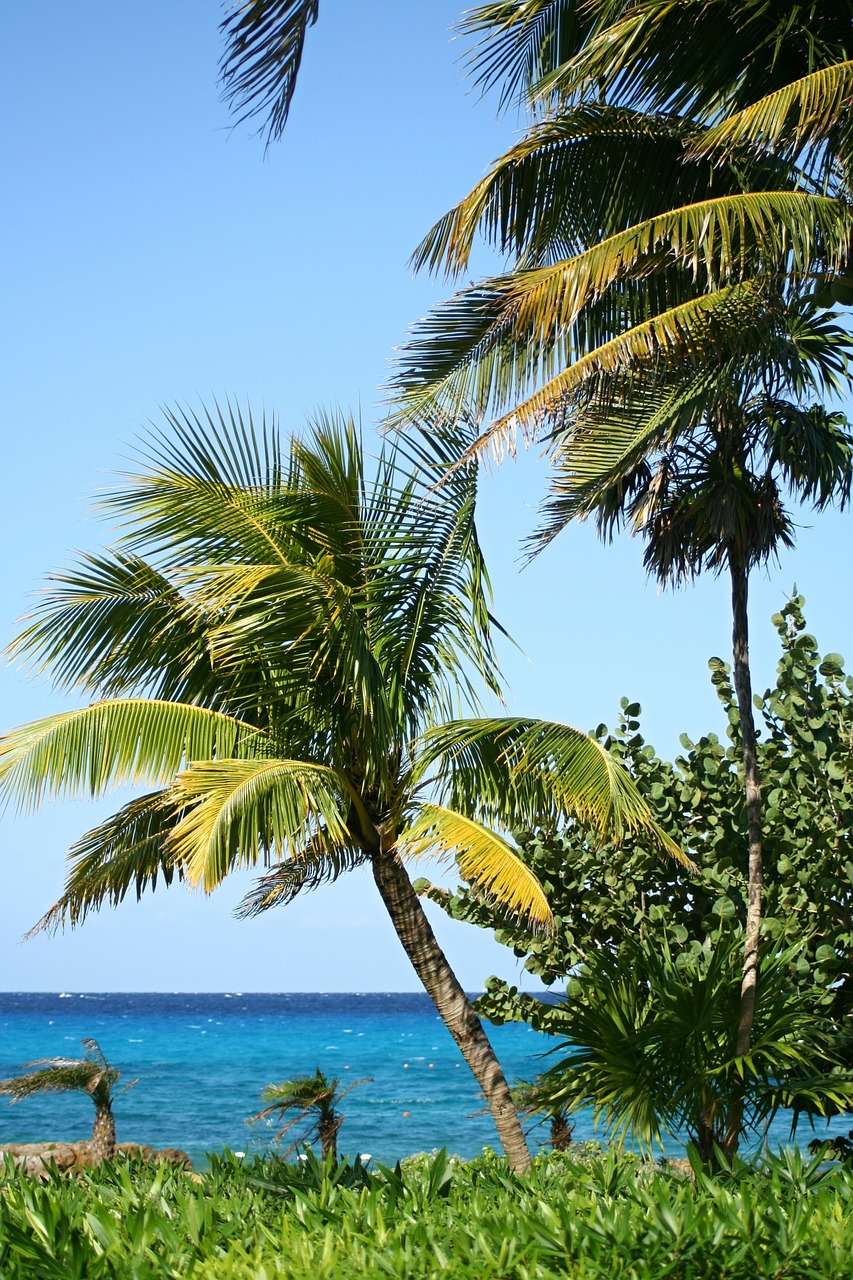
[91,1102,116,1164]
[371,850,532,1173]
[722,555,764,1161]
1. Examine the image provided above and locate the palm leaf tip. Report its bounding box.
[400,802,553,929]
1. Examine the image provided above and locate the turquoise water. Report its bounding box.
[0,993,846,1166]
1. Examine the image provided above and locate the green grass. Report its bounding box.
[2,1146,851,1278]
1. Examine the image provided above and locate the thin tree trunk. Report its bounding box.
[722,555,764,1161]
[318,1114,339,1163]
[550,1114,574,1151]
[371,850,532,1173]
[91,1103,116,1163]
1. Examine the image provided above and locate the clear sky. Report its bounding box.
[2,1,851,993]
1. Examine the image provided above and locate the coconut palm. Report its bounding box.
[0,1039,132,1164]
[0,407,674,1174]
[250,1067,369,1162]
[534,313,853,1152]
[393,1,853,448]
[388,2,853,1154]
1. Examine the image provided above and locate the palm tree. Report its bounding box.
[0,1040,132,1164]
[0,407,673,1173]
[511,1079,574,1151]
[250,1067,369,1162]
[388,3,853,1154]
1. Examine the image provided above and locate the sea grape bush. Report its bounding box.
[2,1149,853,1278]
[429,597,853,1062]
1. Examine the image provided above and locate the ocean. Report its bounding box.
[0,993,845,1166]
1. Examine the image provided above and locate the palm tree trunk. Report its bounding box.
[722,554,764,1160]
[318,1115,339,1163]
[91,1102,116,1163]
[549,1114,573,1151]
[371,850,532,1173]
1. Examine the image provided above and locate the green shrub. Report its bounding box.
[2,1148,853,1278]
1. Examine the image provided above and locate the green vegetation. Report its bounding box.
[0,410,673,1173]
[431,598,853,1154]
[250,1068,370,1162]
[0,1042,132,1165]
[3,1147,853,1279]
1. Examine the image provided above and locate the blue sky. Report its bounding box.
[2,1,851,993]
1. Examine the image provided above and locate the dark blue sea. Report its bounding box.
[0,993,846,1166]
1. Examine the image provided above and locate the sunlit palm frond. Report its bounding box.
[412,106,700,277]
[459,0,599,112]
[167,757,354,890]
[690,60,853,176]
[444,282,772,467]
[420,717,685,861]
[219,0,320,146]
[27,791,183,936]
[394,189,850,433]
[106,401,291,566]
[0,701,264,811]
[399,801,551,928]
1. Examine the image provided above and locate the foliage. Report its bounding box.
[530,932,853,1164]
[392,3,853,463]
[0,1040,123,1110]
[0,407,666,936]
[431,596,853,1057]
[0,407,677,1169]
[249,1067,370,1160]
[2,1147,853,1278]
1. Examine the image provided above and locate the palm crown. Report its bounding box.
[1,406,672,1170]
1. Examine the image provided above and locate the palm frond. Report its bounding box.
[426,282,772,467]
[394,189,850,432]
[420,717,686,861]
[399,801,551,928]
[167,758,353,890]
[107,401,291,566]
[540,0,853,120]
[412,106,778,279]
[7,552,216,702]
[236,842,368,916]
[219,0,320,146]
[0,701,263,811]
[459,1,600,112]
[27,791,184,936]
[690,60,853,173]
[1,1041,121,1104]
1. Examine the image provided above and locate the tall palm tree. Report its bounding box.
[535,315,853,1154]
[388,3,853,1152]
[250,1067,369,1162]
[0,1040,132,1164]
[0,407,673,1173]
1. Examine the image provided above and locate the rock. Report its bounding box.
[1,1140,193,1179]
